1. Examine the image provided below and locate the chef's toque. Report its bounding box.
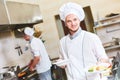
[24,27,34,36]
[59,2,85,22]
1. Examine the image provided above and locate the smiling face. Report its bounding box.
[65,14,80,35]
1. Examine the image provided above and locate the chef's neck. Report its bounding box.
[69,27,82,39]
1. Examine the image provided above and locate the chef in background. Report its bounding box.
[58,2,110,80]
[24,27,52,80]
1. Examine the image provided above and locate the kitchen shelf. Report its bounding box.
[93,20,120,33]
[105,45,120,51]
[94,20,120,29]
[98,14,120,22]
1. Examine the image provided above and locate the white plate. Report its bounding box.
[97,63,110,67]
[85,63,111,73]
[53,59,70,66]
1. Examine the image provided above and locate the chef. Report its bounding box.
[24,27,52,80]
[58,2,110,80]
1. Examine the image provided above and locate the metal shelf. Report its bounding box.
[98,14,120,22]
[105,45,120,50]
[94,21,120,29]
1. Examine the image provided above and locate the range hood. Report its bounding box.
[0,0,43,32]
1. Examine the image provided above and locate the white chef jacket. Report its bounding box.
[30,37,52,73]
[59,29,108,80]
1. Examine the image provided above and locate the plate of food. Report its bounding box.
[53,59,70,66]
[85,63,111,73]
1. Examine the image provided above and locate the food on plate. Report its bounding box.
[88,66,96,72]
[88,63,111,72]
[96,66,107,71]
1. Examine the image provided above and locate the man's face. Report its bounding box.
[65,14,80,35]
[24,34,30,41]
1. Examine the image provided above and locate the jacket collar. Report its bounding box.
[69,27,82,39]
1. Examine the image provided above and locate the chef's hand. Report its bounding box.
[29,66,34,72]
[28,64,34,72]
[59,65,67,69]
[97,58,112,68]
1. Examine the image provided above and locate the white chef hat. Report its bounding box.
[24,27,34,36]
[59,2,85,22]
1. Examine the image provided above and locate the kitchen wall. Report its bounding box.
[1,0,120,68]
[0,31,33,68]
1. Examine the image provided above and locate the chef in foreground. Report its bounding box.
[58,2,110,80]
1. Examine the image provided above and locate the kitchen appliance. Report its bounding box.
[16,65,38,80]
[0,66,17,80]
